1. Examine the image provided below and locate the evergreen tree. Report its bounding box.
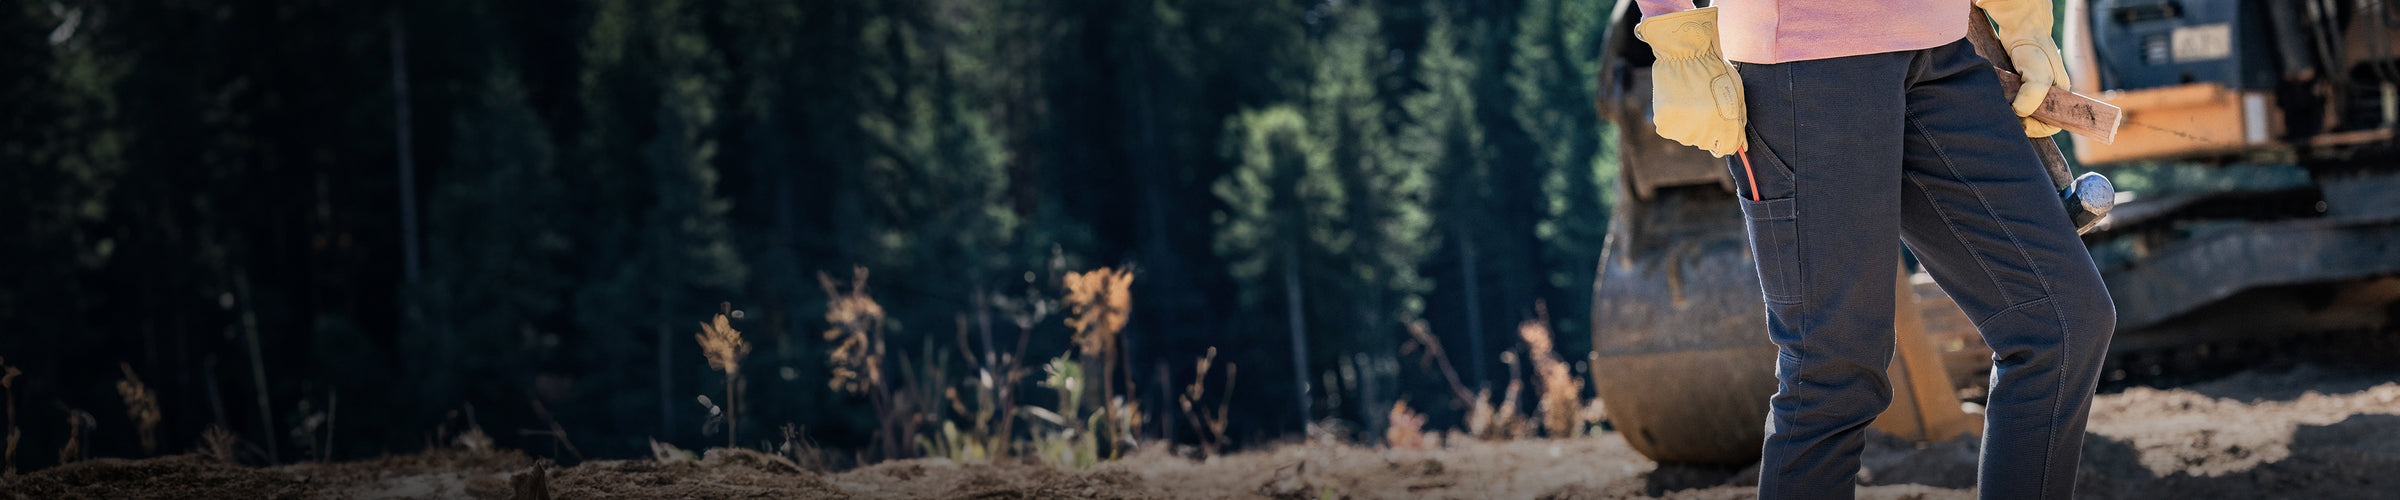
[1307,2,1435,430]
[1511,0,1614,349]
[408,68,574,436]
[1213,105,1339,429]
[567,0,750,447]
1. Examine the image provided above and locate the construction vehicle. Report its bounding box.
[1588,0,2400,464]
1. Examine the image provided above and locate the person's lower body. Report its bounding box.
[1727,38,2117,499]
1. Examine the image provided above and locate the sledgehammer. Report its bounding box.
[1965,10,2121,234]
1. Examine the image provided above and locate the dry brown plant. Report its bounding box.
[116,362,162,454]
[778,423,828,471]
[821,266,888,394]
[1178,347,1237,457]
[518,400,584,462]
[1061,266,1135,458]
[1385,400,1428,450]
[2,357,19,476]
[1468,353,1533,440]
[1518,302,1585,437]
[200,424,239,464]
[1399,318,1479,409]
[1062,267,1133,357]
[59,409,92,464]
[819,266,904,460]
[696,302,751,449]
[955,292,1036,459]
[436,404,494,452]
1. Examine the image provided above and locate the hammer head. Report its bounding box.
[2063,171,2115,234]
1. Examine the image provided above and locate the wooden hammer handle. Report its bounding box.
[1965,9,2078,190]
[1993,69,2123,145]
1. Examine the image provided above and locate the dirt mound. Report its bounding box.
[2086,375,2400,477]
[546,454,845,499]
[1,455,313,500]
[2070,366,2400,500]
[8,363,2397,499]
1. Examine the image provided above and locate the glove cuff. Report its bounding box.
[1975,0,2056,44]
[1634,7,1724,61]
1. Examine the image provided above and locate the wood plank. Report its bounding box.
[1996,69,2126,144]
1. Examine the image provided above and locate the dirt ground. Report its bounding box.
[7,364,2396,500]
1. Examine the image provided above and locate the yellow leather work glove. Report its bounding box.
[1635,7,1744,157]
[1977,0,2069,137]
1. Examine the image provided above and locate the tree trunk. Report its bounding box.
[1281,241,1312,429]
[1457,228,1488,390]
[388,9,419,284]
[657,324,672,443]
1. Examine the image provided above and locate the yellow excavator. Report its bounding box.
[1590,0,2400,464]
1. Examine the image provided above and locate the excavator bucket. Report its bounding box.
[1586,187,1983,463]
[1587,0,1983,465]
[1871,263,1982,442]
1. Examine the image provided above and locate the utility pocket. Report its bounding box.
[1727,126,1796,200]
[1739,196,1803,304]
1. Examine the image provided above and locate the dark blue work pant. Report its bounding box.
[1728,39,2117,500]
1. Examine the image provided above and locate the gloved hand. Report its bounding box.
[1635,7,1744,157]
[1978,0,2069,137]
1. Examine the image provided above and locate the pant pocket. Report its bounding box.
[1739,196,1803,303]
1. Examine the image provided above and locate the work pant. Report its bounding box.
[1729,38,2117,499]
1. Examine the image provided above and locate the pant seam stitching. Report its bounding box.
[1785,62,1807,308]
[1970,296,2053,328]
[1905,110,2070,498]
[1903,172,2017,306]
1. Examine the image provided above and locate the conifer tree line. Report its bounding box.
[0,0,1616,466]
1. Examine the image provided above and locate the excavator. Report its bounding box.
[1589,0,2400,464]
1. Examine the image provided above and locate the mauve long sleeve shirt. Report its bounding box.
[1637,0,1973,64]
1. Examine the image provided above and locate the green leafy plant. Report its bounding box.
[901,342,974,461]
[1025,354,1098,469]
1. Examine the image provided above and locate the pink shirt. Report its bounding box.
[1638,0,1972,64]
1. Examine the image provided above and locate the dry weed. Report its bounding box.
[115,363,162,455]
[1468,355,1533,440]
[437,404,494,452]
[1062,267,1133,358]
[1518,302,1584,437]
[1062,266,1135,458]
[520,400,584,462]
[200,424,240,464]
[820,266,887,394]
[1399,318,1479,411]
[1179,347,1237,457]
[696,302,751,448]
[819,266,904,460]
[957,291,1037,459]
[649,438,697,463]
[1385,400,1428,450]
[2,356,18,476]
[58,408,93,464]
[777,423,827,471]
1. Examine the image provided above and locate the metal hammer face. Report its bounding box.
[2063,171,2114,234]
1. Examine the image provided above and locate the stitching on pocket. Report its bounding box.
[1740,197,1803,304]
[1744,126,1796,177]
